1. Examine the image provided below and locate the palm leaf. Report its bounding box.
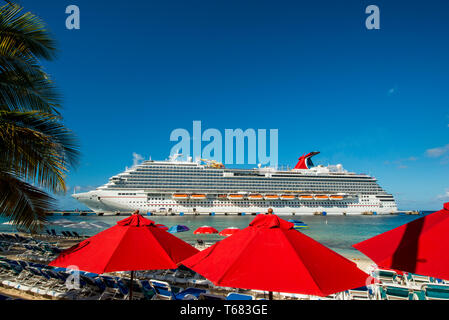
[0,171,52,232]
[0,110,79,193]
[0,3,60,113]
[0,70,61,113]
[0,4,57,61]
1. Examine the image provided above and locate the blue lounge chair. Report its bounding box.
[175,287,208,300]
[226,292,255,300]
[138,280,156,300]
[378,285,414,300]
[149,280,182,300]
[419,284,449,300]
[372,269,402,284]
[404,273,435,288]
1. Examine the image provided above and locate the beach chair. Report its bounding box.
[188,273,212,287]
[372,269,402,285]
[97,276,122,300]
[175,287,208,300]
[114,278,131,300]
[168,269,193,284]
[149,280,182,300]
[416,284,449,300]
[404,273,435,288]
[72,231,81,238]
[378,284,414,300]
[199,293,226,300]
[0,243,13,253]
[138,280,156,300]
[67,231,77,238]
[154,269,176,281]
[344,287,374,300]
[226,292,255,300]
[13,234,25,243]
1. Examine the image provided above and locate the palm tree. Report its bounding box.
[0,3,79,231]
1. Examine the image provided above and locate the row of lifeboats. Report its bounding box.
[172,194,346,201]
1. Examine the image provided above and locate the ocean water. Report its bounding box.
[0,213,433,259]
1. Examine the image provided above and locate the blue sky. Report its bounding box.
[16,0,449,210]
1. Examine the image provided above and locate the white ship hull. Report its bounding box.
[72,152,398,215]
[74,189,397,216]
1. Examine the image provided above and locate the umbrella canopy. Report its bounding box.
[193,226,218,235]
[353,203,449,280]
[49,214,199,274]
[168,225,190,233]
[219,227,240,237]
[182,214,371,297]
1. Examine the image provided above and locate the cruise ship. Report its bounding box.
[73,152,398,215]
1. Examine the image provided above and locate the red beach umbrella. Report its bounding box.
[49,214,199,298]
[219,227,240,237]
[353,203,449,280]
[193,226,218,235]
[182,214,371,298]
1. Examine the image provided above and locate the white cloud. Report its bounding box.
[426,144,449,158]
[437,190,449,200]
[384,156,418,169]
[387,86,398,96]
[132,152,144,167]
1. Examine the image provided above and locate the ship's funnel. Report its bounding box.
[294,152,320,169]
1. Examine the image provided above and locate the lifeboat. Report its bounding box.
[228,194,245,200]
[329,195,344,200]
[172,194,189,200]
[248,194,263,200]
[280,194,295,200]
[190,194,207,200]
[264,194,279,200]
[299,195,314,200]
[218,194,228,199]
[314,195,329,200]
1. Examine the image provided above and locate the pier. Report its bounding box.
[45,210,419,217]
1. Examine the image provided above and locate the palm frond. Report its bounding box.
[0,171,52,232]
[0,4,57,61]
[0,3,60,113]
[0,69,61,113]
[0,110,79,193]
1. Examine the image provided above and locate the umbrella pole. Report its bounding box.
[129,270,134,300]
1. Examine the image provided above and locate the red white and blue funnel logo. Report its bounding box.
[294,152,320,169]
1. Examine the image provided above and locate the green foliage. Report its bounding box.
[0,3,79,231]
